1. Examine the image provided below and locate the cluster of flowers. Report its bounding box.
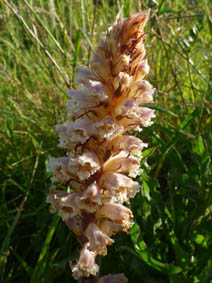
[47,11,155,282]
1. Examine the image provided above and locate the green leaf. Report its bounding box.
[194,234,206,247]
[142,147,155,159]
[130,224,182,275]
[193,136,205,156]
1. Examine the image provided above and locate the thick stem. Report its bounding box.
[80,275,99,283]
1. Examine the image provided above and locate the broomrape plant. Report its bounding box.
[47,11,155,282]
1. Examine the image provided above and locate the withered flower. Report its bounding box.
[47,11,154,281]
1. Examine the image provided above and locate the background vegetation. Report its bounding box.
[0,0,211,282]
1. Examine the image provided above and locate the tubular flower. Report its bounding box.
[47,11,154,280]
[71,243,99,280]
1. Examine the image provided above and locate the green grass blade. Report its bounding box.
[123,0,131,18]
[23,0,66,55]
[30,215,59,283]
[144,103,178,118]
[72,29,82,84]
[0,192,29,277]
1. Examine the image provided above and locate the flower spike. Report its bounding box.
[47,11,154,281]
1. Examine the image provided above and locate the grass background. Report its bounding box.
[0,0,211,282]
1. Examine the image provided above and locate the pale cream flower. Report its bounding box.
[81,182,102,205]
[56,117,123,150]
[107,135,147,157]
[96,203,133,230]
[71,243,99,279]
[46,190,80,220]
[47,157,71,184]
[79,182,102,213]
[69,152,100,181]
[47,187,101,222]
[56,120,93,149]
[134,60,150,81]
[103,151,141,178]
[94,116,123,139]
[98,220,123,236]
[66,83,108,120]
[85,223,114,255]
[114,72,132,92]
[128,80,154,104]
[115,99,155,129]
[113,54,131,75]
[99,172,140,204]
